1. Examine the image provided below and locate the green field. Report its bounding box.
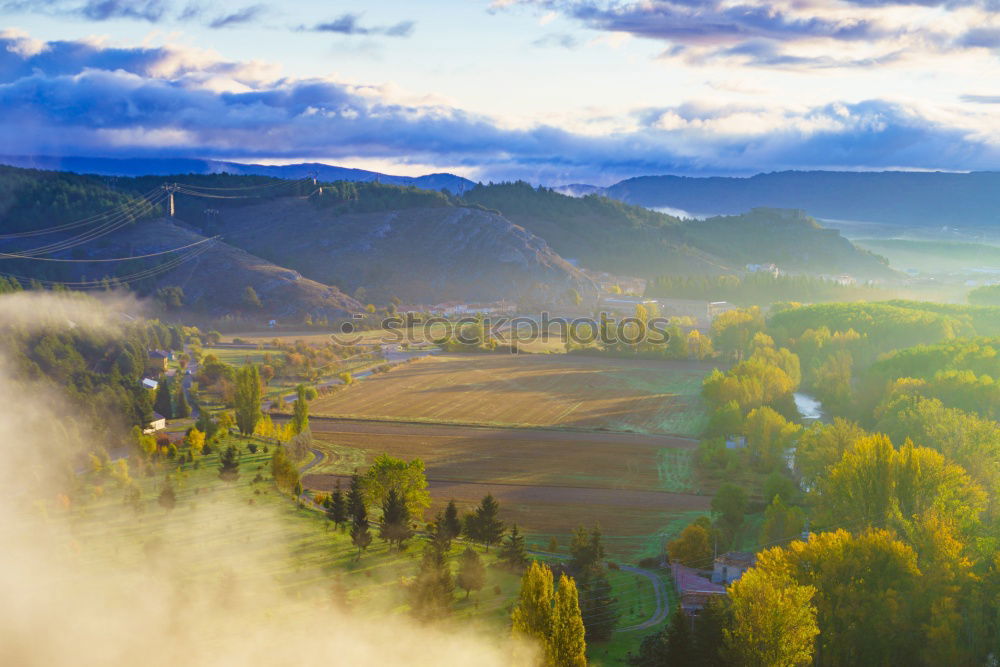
[65,436,667,662]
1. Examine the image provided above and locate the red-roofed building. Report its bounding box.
[671,562,727,616]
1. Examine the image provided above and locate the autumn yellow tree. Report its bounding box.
[723,567,818,667]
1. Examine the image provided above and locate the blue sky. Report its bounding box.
[3,0,1000,184]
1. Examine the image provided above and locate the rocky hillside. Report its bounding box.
[15,218,363,321]
[202,197,595,305]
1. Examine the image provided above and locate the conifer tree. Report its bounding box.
[218,445,240,481]
[410,539,454,619]
[153,376,173,419]
[175,383,191,418]
[347,473,365,520]
[442,499,462,540]
[350,502,372,561]
[466,493,504,551]
[499,524,530,571]
[379,487,413,550]
[328,480,348,528]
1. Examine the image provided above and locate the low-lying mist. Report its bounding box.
[0,292,533,666]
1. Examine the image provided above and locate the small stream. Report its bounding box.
[793,392,824,422]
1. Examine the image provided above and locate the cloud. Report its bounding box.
[531,32,578,48]
[497,0,1000,70]
[1,0,169,21]
[0,0,268,28]
[960,94,1000,103]
[208,3,266,29]
[2,32,1000,184]
[306,13,416,38]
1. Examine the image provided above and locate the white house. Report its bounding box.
[142,412,167,434]
[141,378,159,390]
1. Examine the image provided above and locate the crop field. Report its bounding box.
[308,353,711,436]
[302,419,710,561]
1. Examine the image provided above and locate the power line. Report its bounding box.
[0,186,162,240]
[0,235,219,262]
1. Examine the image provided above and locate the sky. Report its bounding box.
[3,0,1000,184]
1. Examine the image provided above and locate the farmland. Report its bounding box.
[302,419,710,561]
[308,353,711,436]
[62,435,665,662]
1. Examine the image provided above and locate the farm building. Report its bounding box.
[671,562,727,616]
[143,412,167,434]
[146,349,170,373]
[712,552,755,584]
[141,378,159,390]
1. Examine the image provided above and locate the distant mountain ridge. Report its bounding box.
[12,155,1000,228]
[0,155,477,195]
[586,171,1000,227]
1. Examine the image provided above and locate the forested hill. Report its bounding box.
[463,182,894,279]
[601,170,1000,227]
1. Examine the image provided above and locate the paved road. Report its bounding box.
[617,564,670,631]
[300,447,325,474]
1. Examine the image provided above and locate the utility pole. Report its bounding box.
[163,183,178,217]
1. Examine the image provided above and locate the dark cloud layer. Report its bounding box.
[0,33,997,183]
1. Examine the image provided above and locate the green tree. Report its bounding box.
[712,483,748,530]
[551,575,587,667]
[174,384,191,418]
[441,499,462,541]
[410,539,454,620]
[153,376,173,419]
[234,364,262,436]
[347,473,365,521]
[723,567,818,667]
[350,501,372,560]
[457,547,487,598]
[270,445,300,494]
[579,573,617,643]
[157,476,177,510]
[499,524,530,571]
[465,493,505,551]
[242,285,263,309]
[668,522,712,567]
[379,487,413,550]
[327,480,348,528]
[290,383,309,435]
[362,454,431,519]
[759,495,805,547]
[218,445,240,481]
[569,524,606,575]
[512,561,555,656]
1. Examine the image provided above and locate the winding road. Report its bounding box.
[528,549,670,633]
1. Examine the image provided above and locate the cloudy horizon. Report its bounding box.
[3,0,1000,185]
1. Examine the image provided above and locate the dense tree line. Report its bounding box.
[646,273,883,305]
